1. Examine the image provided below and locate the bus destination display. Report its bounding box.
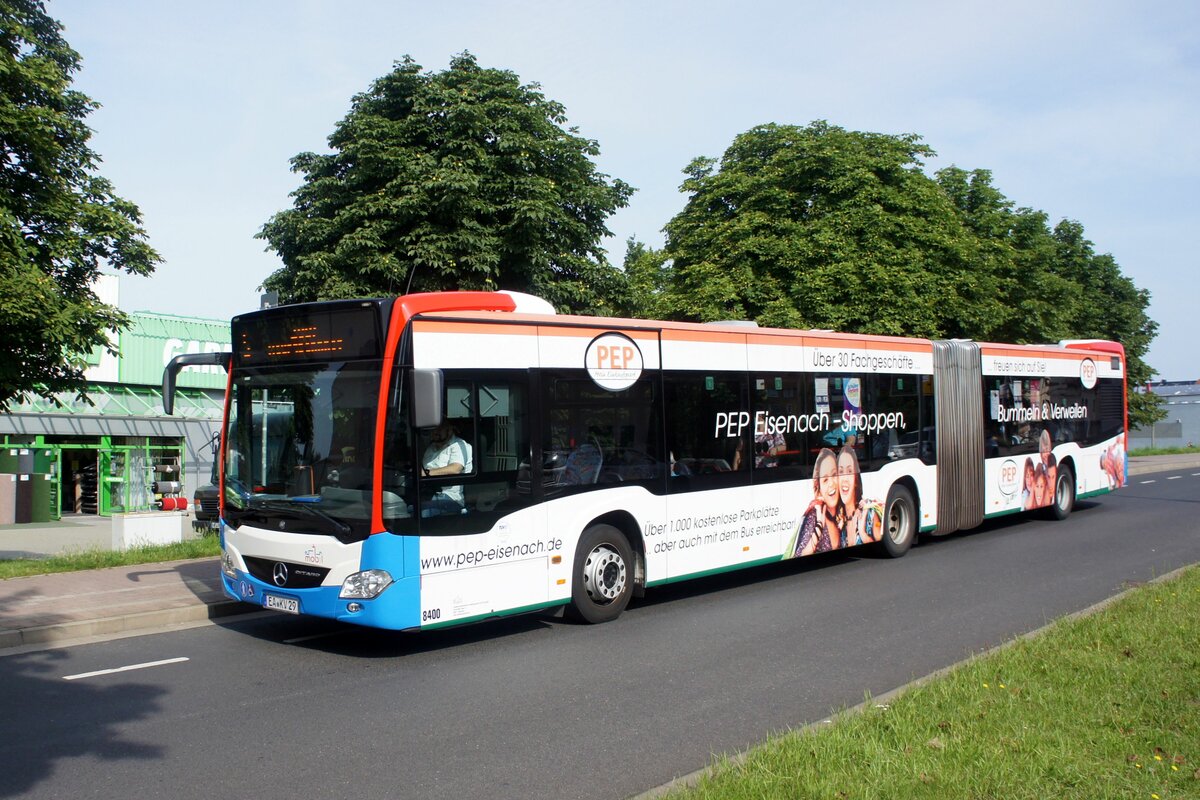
[234,305,382,365]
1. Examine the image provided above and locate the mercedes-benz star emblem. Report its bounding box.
[272,562,289,587]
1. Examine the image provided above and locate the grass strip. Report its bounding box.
[1129,445,1200,456]
[0,535,221,579]
[665,566,1200,800]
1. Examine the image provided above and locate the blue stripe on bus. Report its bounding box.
[356,532,421,629]
[219,532,423,630]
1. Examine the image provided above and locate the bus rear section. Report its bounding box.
[974,340,1128,524]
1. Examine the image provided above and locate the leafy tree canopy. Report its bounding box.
[644,122,1011,337]
[935,167,1159,426]
[0,0,158,409]
[259,52,633,315]
[625,121,1160,427]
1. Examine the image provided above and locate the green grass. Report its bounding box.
[1129,445,1200,457]
[0,535,221,579]
[665,566,1200,800]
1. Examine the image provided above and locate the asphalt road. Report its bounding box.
[3,468,1199,800]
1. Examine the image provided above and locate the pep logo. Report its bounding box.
[1080,358,1098,389]
[585,333,643,392]
[998,459,1020,497]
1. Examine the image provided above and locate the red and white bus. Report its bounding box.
[164,291,1127,630]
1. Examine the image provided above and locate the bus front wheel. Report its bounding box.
[567,524,634,624]
[880,484,916,558]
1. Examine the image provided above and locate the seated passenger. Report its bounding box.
[421,422,473,516]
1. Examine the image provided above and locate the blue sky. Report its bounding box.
[53,0,1199,379]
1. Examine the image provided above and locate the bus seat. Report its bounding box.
[562,442,602,485]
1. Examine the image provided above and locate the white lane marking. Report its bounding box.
[1140,480,1156,484]
[283,631,346,644]
[1167,476,1182,480]
[63,657,189,681]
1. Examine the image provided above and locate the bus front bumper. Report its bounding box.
[221,569,421,631]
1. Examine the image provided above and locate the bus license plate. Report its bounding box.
[264,594,299,614]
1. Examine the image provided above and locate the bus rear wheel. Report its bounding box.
[1048,465,1075,520]
[880,484,916,558]
[567,524,634,624]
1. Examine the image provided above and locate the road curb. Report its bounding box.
[0,599,253,652]
[627,563,1197,800]
[1128,455,1200,476]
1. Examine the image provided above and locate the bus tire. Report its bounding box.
[567,524,634,624]
[1048,465,1075,520]
[880,484,916,559]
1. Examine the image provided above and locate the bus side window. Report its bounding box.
[468,379,529,512]
[865,373,920,470]
[749,372,808,483]
[664,371,750,491]
[542,371,663,495]
[984,377,1039,457]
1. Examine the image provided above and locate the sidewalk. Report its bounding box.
[2,454,1198,653]
[0,555,241,651]
[0,513,244,651]
[1127,452,1200,476]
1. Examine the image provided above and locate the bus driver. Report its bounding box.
[421,422,472,516]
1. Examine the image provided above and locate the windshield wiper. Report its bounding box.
[247,497,353,537]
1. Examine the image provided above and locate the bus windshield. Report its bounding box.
[223,360,382,540]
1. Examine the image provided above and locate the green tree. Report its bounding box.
[259,53,633,314]
[934,167,1081,343]
[621,237,672,320]
[935,168,1161,427]
[1050,219,1160,427]
[648,122,1002,338]
[0,0,157,409]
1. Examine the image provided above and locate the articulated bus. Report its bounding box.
[163,291,1128,630]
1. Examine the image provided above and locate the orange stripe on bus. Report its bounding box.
[663,328,930,351]
[659,328,748,345]
[749,331,931,350]
[415,320,935,353]
[413,321,539,337]
[535,326,659,341]
[413,320,659,342]
[980,346,1096,360]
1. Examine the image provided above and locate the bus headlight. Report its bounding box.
[221,550,237,579]
[340,569,393,599]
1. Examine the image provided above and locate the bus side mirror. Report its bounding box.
[412,368,444,429]
[163,352,232,415]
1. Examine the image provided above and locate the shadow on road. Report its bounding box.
[0,649,167,798]
[214,606,558,659]
[211,547,871,659]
